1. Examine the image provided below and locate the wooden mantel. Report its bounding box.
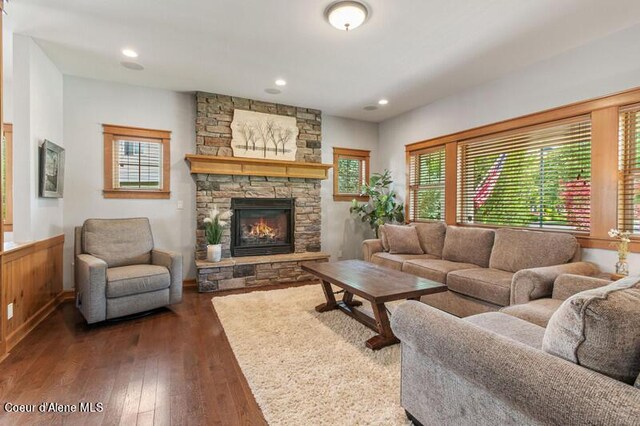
[185,154,333,180]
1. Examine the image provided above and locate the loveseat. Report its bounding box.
[362,223,599,317]
[391,275,640,425]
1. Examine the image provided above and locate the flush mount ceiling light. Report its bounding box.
[275,79,287,87]
[121,48,138,58]
[326,1,368,31]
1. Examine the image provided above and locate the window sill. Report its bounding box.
[103,190,170,199]
[333,194,369,202]
[576,236,640,253]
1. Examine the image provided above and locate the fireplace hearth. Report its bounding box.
[231,198,294,257]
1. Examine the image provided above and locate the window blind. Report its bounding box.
[408,147,445,222]
[457,117,592,232]
[113,139,162,190]
[618,104,640,233]
[337,157,365,194]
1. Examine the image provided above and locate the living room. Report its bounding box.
[0,0,639,425]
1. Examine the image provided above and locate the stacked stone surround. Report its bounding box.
[194,93,326,292]
[195,92,322,161]
[195,174,322,260]
[196,254,328,292]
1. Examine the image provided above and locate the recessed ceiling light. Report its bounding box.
[121,61,144,71]
[275,79,287,87]
[326,1,368,31]
[122,48,138,58]
[363,105,378,111]
[265,88,282,95]
[378,99,389,105]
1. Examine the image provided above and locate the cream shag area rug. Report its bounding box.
[212,284,410,426]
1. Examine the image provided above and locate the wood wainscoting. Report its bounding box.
[1,235,65,356]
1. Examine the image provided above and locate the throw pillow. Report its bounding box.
[542,276,640,384]
[442,226,495,267]
[413,222,447,257]
[379,225,390,252]
[385,224,424,255]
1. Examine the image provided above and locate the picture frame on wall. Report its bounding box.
[39,139,65,198]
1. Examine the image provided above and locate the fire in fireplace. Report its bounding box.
[231,198,294,257]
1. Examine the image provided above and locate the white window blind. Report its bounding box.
[619,104,640,233]
[408,147,445,222]
[113,139,162,190]
[457,117,592,232]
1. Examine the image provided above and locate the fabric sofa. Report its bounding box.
[391,275,640,425]
[362,224,598,317]
[74,218,183,323]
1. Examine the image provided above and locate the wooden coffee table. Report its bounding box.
[302,259,447,350]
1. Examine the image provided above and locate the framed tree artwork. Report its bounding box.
[39,139,65,198]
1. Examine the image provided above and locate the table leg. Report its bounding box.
[342,291,363,307]
[366,302,400,350]
[315,280,339,312]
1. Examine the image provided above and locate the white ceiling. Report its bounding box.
[7,0,640,122]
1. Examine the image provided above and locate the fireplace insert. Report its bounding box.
[230,198,295,257]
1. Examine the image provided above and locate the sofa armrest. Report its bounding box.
[362,239,384,262]
[391,301,640,424]
[75,254,108,324]
[552,273,611,300]
[510,262,599,305]
[152,248,183,304]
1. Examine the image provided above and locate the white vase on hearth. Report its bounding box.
[207,244,222,262]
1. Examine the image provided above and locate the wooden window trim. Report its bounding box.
[103,124,171,199]
[406,146,446,223]
[3,123,12,231]
[404,85,640,252]
[333,147,370,202]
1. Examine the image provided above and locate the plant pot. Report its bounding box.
[207,244,222,262]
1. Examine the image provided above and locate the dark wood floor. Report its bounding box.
[0,288,269,426]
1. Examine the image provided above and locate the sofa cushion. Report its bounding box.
[489,228,579,273]
[379,225,390,251]
[447,268,514,307]
[106,264,170,298]
[542,276,640,384]
[465,312,546,349]
[442,227,495,268]
[402,259,480,284]
[385,224,424,254]
[370,252,438,271]
[83,218,154,268]
[500,298,563,328]
[413,222,447,257]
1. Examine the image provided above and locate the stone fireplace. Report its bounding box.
[189,92,331,292]
[231,198,294,257]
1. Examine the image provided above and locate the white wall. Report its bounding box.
[378,24,640,273]
[12,35,64,243]
[62,76,196,289]
[321,116,379,260]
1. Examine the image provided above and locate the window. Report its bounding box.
[2,123,12,231]
[103,124,171,199]
[333,148,370,201]
[619,104,640,233]
[457,118,592,232]
[408,147,445,222]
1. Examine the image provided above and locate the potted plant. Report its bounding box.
[204,205,232,262]
[350,169,404,237]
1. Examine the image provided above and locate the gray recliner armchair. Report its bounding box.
[74,218,183,324]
